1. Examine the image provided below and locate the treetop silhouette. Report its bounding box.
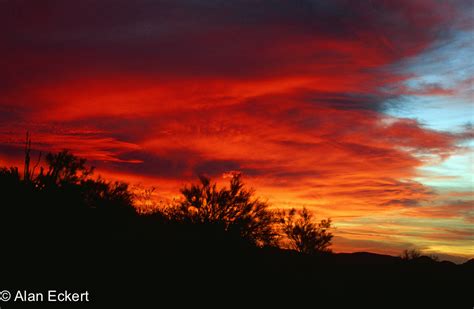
[159,175,278,247]
[279,207,333,254]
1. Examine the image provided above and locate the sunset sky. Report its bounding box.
[0,0,472,262]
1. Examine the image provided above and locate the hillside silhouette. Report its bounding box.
[1,139,472,307]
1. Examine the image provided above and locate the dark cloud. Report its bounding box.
[1,0,467,97]
[194,159,241,176]
[105,149,197,179]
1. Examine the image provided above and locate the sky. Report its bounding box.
[0,0,472,262]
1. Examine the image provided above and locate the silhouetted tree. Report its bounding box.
[279,207,333,254]
[164,175,278,247]
[0,136,136,242]
[400,248,422,260]
[36,150,94,187]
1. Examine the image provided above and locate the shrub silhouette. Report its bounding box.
[37,150,94,186]
[279,207,333,254]
[163,175,278,247]
[400,248,422,260]
[0,141,136,241]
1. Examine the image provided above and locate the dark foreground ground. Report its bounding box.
[3,239,473,308]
